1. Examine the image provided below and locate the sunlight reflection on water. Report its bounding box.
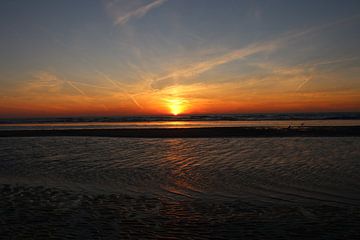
[0,119,359,130]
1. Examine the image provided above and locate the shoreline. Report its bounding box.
[1,126,360,138]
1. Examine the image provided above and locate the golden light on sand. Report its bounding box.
[166,98,187,115]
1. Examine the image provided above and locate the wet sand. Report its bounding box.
[1,126,360,138]
[1,184,359,239]
[1,135,359,239]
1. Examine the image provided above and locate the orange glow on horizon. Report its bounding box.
[1,85,360,118]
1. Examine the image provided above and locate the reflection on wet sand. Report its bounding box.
[160,139,204,198]
[0,137,359,238]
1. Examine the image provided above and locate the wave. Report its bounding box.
[1,112,360,124]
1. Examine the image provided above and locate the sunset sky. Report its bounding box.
[1,0,360,117]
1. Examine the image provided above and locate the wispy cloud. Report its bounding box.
[24,71,90,97]
[150,42,277,89]
[106,0,167,26]
[255,54,360,91]
[149,14,360,91]
[23,71,64,93]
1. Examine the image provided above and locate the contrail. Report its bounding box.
[150,13,360,90]
[296,77,312,91]
[67,80,109,111]
[66,81,88,97]
[112,0,167,26]
[95,70,144,109]
[296,56,360,91]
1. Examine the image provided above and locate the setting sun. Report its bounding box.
[166,99,187,116]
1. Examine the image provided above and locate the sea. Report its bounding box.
[0,112,360,130]
[0,112,359,239]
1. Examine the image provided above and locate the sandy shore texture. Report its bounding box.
[1,135,359,238]
[1,183,359,239]
[0,126,360,138]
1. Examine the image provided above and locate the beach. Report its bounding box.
[0,135,359,239]
[1,184,359,239]
[2,0,360,238]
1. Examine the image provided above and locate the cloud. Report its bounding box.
[149,14,360,91]
[106,0,167,26]
[22,71,91,97]
[253,55,360,92]
[3,71,120,113]
[150,41,277,89]
[23,71,64,93]
[15,70,147,111]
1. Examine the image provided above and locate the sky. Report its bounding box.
[0,0,360,117]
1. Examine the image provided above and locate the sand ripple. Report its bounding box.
[0,137,360,238]
[1,184,359,239]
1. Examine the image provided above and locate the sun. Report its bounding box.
[166,98,186,116]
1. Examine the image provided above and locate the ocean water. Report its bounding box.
[0,137,359,238]
[1,112,360,124]
[1,119,360,131]
[1,112,359,130]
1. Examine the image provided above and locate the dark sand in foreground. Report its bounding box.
[1,131,359,239]
[1,184,359,239]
